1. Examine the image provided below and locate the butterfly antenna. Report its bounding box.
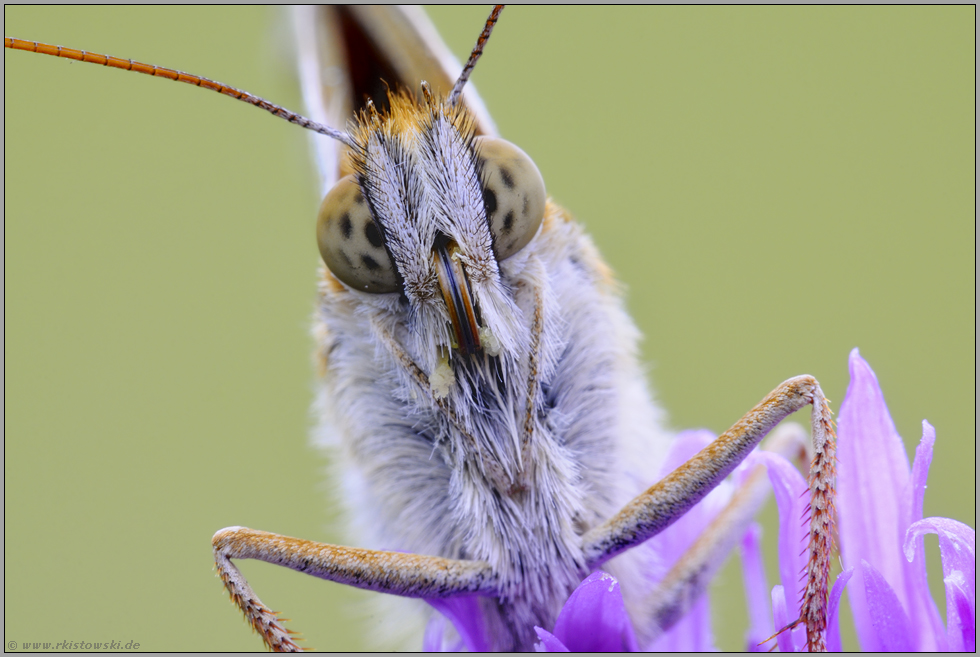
[448,5,504,106]
[4,36,355,147]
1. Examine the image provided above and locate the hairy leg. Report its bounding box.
[212,527,495,652]
[582,375,836,651]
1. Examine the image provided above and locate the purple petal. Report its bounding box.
[533,627,569,652]
[946,577,976,652]
[904,517,976,652]
[658,429,716,477]
[899,421,946,650]
[647,432,770,652]
[643,430,728,650]
[739,523,774,651]
[551,571,638,652]
[837,349,913,650]
[771,585,804,653]
[827,568,855,653]
[649,430,730,566]
[423,612,448,652]
[906,421,935,528]
[424,596,490,652]
[758,452,809,608]
[649,593,716,652]
[861,559,914,651]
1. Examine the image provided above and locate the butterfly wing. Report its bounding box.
[292,6,498,194]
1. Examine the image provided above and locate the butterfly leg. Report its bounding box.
[582,375,836,651]
[212,527,496,652]
[637,422,808,646]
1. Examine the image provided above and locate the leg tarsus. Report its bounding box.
[212,526,497,652]
[213,537,304,652]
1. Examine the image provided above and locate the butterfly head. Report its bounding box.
[316,88,546,374]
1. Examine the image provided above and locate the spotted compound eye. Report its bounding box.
[316,175,400,294]
[475,136,546,261]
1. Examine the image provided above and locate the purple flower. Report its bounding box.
[532,571,639,652]
[424,430,746,652]
[644,429,743,651]
[423,596,491,652]
[424,349,975,651]
[745,450,812,651]
[834,348,975,651]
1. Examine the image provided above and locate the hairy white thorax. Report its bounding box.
[314,207,671,648]
[296,6,672,649]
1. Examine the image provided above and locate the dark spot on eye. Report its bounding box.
[362,254,381,271]
[499,167,515,190]
[503,210,515,233]
[364,221,383,248]
[483,188,497,216]
[341,251,354,268]
[340,214,353,239]
[354,193,365,205]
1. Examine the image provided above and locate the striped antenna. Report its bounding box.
[4,36,355,147]
[448,5,504,106]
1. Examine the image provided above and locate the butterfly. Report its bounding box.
[4,6,971,651]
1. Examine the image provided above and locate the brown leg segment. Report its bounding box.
[212,527,496,652]
[639,424,808,645]
[582,375,836,651]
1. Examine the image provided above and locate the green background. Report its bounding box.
[5,6,974,651]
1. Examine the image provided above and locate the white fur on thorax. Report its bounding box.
[291,7,674,648]
[313,197,672,649]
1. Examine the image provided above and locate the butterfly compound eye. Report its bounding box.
[316,175,400,294]
[475,137,546,261]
